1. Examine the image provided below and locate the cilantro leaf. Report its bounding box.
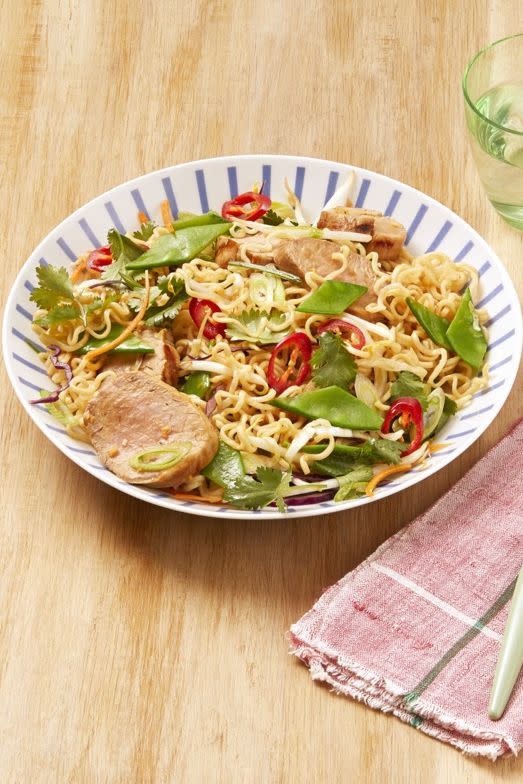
[30,265,74,310]
[133,221,156,241]
[334,466,373,501]
[85,290,119,315]
[226,308,290,345]
[35,302,81,326]
[311,332,357,389]
[224,467,292,511]
[390,371,429,410]
[302,437,402,476]
[369,438,403,464]
[262,209,284,226]
[435,395,458,434]
[142,275,188,327]
[102,229,144,280]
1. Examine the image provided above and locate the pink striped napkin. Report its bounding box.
[290,418,523,759]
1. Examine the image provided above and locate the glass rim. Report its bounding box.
[462,33,523,136]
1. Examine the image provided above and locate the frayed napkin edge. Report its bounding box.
[289,632,518,760]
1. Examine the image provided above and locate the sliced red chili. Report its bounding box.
[221,191,271,222]
[267,332,312,394]
[317,319,366,349]
[381,396,423,457]
[87,245,112,272]
[189,298,226,340]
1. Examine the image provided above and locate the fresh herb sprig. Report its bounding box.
[311,332,357,389]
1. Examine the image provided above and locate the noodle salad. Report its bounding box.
[29,177,489,510]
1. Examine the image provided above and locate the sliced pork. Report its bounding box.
[317,207,407,260]
[103,327,180,386]
[273,238,378,316]
[85,372,218,488]
[215,234,278,267]
[215,234,378,317]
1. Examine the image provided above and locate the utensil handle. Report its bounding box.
[488,563,523,720]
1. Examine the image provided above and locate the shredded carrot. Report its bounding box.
[71,258,88,284]
[85,273,151,361]
[365,464,413,497]
[161,199,173,229]
[137,210,148,224]
[428,442,450,453]
[171,492,223,505]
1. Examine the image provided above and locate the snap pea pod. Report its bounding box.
[78,324,154,355]
[180,371,211,399]
[126,222,231,270]
[202,441,245,488]
[296,280,368,315]
[170,211,227,231]
[407,297,452,350]
[446,288,488,370]
[272,385,383,430]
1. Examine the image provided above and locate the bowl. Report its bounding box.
[3,154,521,518]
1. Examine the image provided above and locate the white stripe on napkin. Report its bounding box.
[370,563,502,642]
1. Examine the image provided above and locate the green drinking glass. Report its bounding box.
[463,34,523,230]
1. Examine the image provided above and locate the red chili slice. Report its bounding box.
[221,191,271,222]
[267,332,312,394]
[381,396,424,457]
[316,319,366,349]
[189,298,226,340]
[87,245,112,272]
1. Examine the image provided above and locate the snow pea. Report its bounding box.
[202,441,245,488]
[272,385,383,430]
[180,371,211,399]
[446,288,488,370]
[296,280,368,315]
[78,324,154,355]
[171,211,227,231]
[406,297,452,350]
[126,222,231,270]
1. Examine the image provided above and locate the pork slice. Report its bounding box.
[85,372,218,488]
[215,234,279,268]
[272,238,378,317]
[103,327,180,386]
[317,207,407,260]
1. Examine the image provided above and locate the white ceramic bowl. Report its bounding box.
[3,155,521,518]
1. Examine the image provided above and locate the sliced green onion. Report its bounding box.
[268,201,295,220]
[422,388,446,439]
[129,443,191,472]
[249,273,285,312]
[249,273,272,312]
[229,260,301,283]
[354,373,379,409]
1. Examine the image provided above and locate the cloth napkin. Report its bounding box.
[290,418,523,759]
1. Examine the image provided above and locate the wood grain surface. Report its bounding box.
[1,1,522,782]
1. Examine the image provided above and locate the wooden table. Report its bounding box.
[1,2,522,781]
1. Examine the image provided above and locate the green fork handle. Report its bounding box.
[488,563,523,720]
